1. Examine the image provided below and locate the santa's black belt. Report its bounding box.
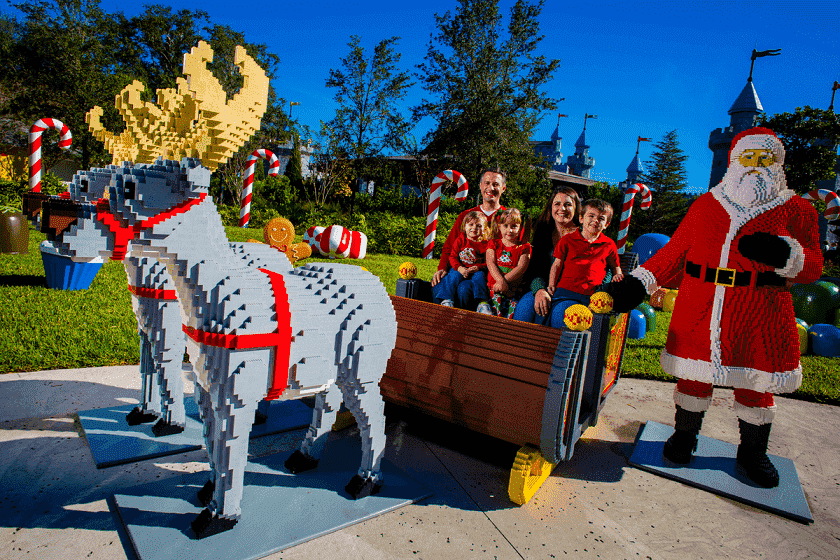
[684,261,786,288]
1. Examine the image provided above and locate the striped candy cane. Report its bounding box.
[616,183,652,255]
[423,170,469,259]
[29,118,72,192]
[802,189,840,222]
[239,149,281,227]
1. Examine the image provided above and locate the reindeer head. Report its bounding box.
[47,158,211,261]
[45,41,269,262]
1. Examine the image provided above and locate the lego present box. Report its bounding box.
[40,240,103,290]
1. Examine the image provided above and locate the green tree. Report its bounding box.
[634,130,689,237]
[108,6,209,97]
[413,0,560,205]
[759,106,840,194]
[586,181,625,239]
[284,132,305,196]
[0,0,127,170]
[326,35,412,178]
[306,122,353,209]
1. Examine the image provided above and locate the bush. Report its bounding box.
[0,173,66,212]
[217,200,280,231]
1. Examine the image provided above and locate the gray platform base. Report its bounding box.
[78,398,313,468]
[629,421,813,524]
[112,449,431,560]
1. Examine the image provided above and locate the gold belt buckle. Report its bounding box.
[714,267,736,287]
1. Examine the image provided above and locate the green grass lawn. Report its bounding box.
[2,225,838,406]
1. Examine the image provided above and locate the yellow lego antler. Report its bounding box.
[86,41,269,171]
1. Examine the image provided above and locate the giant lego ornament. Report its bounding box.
[40,41,398,539]
[608,127,823,488]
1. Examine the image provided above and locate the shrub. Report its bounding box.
[0,173,66,212]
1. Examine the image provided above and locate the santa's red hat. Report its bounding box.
[728,127,785,165]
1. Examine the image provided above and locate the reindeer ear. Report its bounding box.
[185,161,212,191]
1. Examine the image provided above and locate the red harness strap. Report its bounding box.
[182,268,292,400]
[127,284,178,300]
[95,193,207,261]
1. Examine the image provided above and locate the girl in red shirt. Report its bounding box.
[486,208,532,318]
[431,211,491,310]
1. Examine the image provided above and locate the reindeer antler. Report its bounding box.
[86,41,269,171]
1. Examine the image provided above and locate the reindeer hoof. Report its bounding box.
[284,450,319,473]
[197,480,215,507]
[126,407,157,426]
[151,419,185,437]
[254,409,268,425]
[345,475,382,500]
[191,508,237,539]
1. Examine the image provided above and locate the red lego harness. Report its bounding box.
[95,194,207,260]
[100,194,292,399]
[127,284,178,300]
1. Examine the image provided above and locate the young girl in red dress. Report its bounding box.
[486,208,532,318]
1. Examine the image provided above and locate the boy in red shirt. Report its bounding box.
[546,198,623,326]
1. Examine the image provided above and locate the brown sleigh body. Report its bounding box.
[379,253,639,503]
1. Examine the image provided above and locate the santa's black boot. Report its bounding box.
[736,419,779,488]
[662,406,705,464]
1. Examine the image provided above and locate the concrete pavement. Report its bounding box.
[0,365,838,560]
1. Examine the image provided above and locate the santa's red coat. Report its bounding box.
[633,189,822,394]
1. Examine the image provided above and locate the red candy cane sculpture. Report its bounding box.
[801,189,840,222]
[239,149,280,227]
[29,118,72,192]
[423,170,469,259]
[616,182,652,255]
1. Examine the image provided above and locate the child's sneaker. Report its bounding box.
[476,302,492,315]
[441,300,454,307]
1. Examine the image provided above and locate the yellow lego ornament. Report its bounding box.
[398,261,417,280]
[589,291,614,314]
[662,290,678,312]
[564,304,593,331]
[797,323,809,355]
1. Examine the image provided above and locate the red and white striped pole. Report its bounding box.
[423,170,469,259]
[802,189,840,222]
[29,118,72,192]
[239,149,280,227]
[616,182,651,255]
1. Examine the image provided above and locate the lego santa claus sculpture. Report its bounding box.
[609,127,823,487]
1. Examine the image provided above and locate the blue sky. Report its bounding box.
[13,0,840,193]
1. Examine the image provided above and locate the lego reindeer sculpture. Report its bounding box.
[42,42,398,538]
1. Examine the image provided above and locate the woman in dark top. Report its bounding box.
[512,186,581,323]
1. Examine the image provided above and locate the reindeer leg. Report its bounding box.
[285,383,342,474]
[195,382,216,507]
[340,340,389,500]
[127,330,160,426]
[151,301,186,436]
[192,354,264,539]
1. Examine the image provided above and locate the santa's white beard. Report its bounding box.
[721,165,784,208]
